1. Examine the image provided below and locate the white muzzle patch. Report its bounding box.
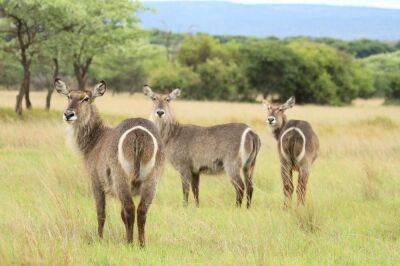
[155,109,165,119]
[267,116,276,126]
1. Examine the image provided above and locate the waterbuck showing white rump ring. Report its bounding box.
[263,96,319,209]
[143,86,261,208]
[54,79,164,246]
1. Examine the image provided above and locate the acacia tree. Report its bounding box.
[0,0,73,115]
[65,0,142,90]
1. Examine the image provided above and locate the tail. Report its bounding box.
[242,130,261,208]
[129,135,143,184]
[244,131,261,172]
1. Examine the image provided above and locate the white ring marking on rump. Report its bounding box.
[279,127,306,162]
[117,126,158,181]
[240,127,252,165]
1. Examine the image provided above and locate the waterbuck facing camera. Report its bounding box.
[54,79,165,246]
[263,97,319,209]
[144,85,261,208]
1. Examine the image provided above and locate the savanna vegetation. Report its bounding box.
[0,92,399,264]
[1,1,400,265]
[1,0,400,117]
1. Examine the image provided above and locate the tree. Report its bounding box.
[0,0,72,115]
[288,40,373,104]
[177,34,220,70]
[360,51,400,102]
[241,40,300,99]
[63,0,142,90]
[347,39,395,58]
[92,42,166,93]
[197,58,248,101]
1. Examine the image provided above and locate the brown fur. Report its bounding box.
[54,79,164,246]
[264,97,319,209]
[143,86,261,208]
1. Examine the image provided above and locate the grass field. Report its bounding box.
[1,91,400,265]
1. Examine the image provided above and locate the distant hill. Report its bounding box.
[139,1,400,40]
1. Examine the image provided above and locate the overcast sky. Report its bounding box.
[144,0,400,9]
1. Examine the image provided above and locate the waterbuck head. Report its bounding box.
[263,96,295,129]
[54,78,106,124]
[143,85,181,122]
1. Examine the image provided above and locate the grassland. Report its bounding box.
[0,91,400,265]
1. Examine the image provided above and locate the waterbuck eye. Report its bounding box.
[83,97,90,102]
[166,98,170,103]
[152,97,156,101]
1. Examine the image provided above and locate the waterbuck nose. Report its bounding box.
[64,110,75,120]
[267,117,275,123]
[156,110,165,117]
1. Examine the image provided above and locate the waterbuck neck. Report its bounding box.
[272,116,287,141]
[153,117,180,145]
[70,106,107,157]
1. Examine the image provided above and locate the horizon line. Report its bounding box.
[141,1,400,10]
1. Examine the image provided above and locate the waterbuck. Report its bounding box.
[143,86,261,208]
[263,97,319,209]
[54,79,164,246]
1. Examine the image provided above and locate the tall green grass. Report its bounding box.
[0,103,399,265]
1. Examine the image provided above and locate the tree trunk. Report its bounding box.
[25,75,31,109]
[73,58,92,91]
[46,58,59,110]
[76,72,87,91]
[15,63,31,116]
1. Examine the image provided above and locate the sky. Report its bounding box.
[143,0,400,9]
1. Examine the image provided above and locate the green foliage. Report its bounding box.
[160,34,251,101]
[240,39,373,105]
[241,40,300,99]
[196,58,247,101]
[64,0,143,89]
[360,51,400,102]
[149,64,201,95]
[290,41,374,104]
[0,51,21,88]
[178,34,221,70]
[316,38,396,58]
[0,6,397,106]
[91,42,166,93]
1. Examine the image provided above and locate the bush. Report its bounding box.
[288,40,373,105]
[196,58,248,101]
[241,40,300,99]
[360,51,400,102]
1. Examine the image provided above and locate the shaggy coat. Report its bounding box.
[55,79,164,246]
[144,86,261,208]
[264,97,319,208]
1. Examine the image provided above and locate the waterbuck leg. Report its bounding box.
[243,162,255,209]
[118,188,135,243]
[91,177,106,239]
[137,179,157,247]
[281,163,294,210]
[93,188,106,238]
[180,171,191,207]
[191,173,200,207]
[227,165,245,207]
[297,165,310,207]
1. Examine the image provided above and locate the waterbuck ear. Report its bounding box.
[262,99,272,112]
[92,80,107,98]
[169,88,181,99]
[279,96,295,111]
[143,85,154,98]
[54,78,70,96]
